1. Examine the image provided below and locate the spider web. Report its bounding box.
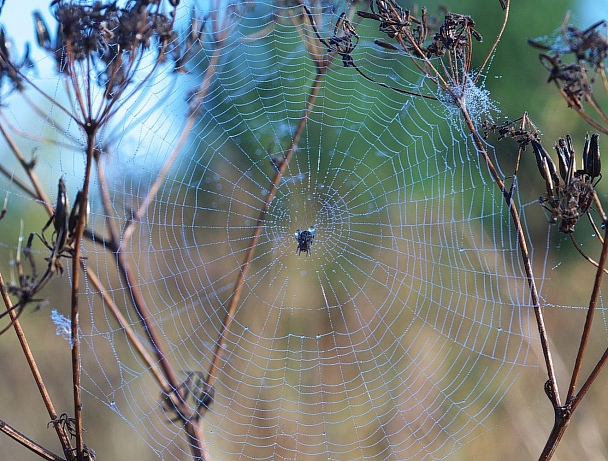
[0,1,563,460]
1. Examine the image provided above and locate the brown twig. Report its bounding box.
[202,6,331,404]
[0,418,66,461]
[537,226,608,461]
[566,224,608,402]
[0,273,73,455]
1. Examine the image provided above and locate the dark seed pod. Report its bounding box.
[33,11,51,50]
[555,136,574,182]
[583,133,601,180]
[532,140,559,188]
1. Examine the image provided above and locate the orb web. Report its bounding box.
[0,1,540,460]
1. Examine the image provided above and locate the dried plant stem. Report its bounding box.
[88,51,226,461]
[535,227,608,461]
[95,140,194,412]
[83,268,170,391]
[389,0,558,409]
[569,235,608,274]
[572,344,608,410]
[68,130,98,461]
[0,273,72,455]
[107,229,210,459]
[122,45,221,245]
[0,419,65,461]
[553,84,608,135]
[586,95,608,127]
[2,4,201,459]
[567,225,608,401]
[203,68,327,395]
[94,37,226,461]
[460,108,559,404]
[0,123,52,214]
[473,0,510,83]
[113,249,184,393]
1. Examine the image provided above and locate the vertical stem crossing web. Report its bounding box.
[5,1,608,461]
[203,69,327,395]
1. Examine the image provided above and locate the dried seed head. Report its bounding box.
[583,133,601,180]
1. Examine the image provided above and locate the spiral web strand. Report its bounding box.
[0,1,545,460]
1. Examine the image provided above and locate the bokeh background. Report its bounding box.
[1,0,608,460]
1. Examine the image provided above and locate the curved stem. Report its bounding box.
[460,104,559,404]
[473,0,510,83]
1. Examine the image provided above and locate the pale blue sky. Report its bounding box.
[2,0,605,54]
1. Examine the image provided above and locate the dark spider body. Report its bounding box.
[532,133,601,234]
[549,178,595,233]
[295,227,316,256]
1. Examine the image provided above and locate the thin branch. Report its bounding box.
[473,0,510,83]
[203,60,327,398]
[0,123,52,215]
[83,266,171,393]
[0,272,73,454]
[122,43,222,243]
[69,129,99,461]
[0,418,66,461]
[566,224,608,402]
[569,233,608,274]
[570,344,608,411]
[462,108,560,406]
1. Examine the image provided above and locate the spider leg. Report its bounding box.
[334,12,346,36]
[40,213,55,244]
[33,231,53,252]
[302,5,331,49]
[0,301,27,335]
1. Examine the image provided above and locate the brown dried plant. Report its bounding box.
[529,13,608,134]
[354,2,608,460]
[1,1,608,461]
[0,1,226,460]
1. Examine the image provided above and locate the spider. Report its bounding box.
[303,5,359,68]
[36,177,87,274]
[161,371,215,423]
[0,178,87,335]
[295,226,316,256]
[48,413,77,438]
[531,133,601,234]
